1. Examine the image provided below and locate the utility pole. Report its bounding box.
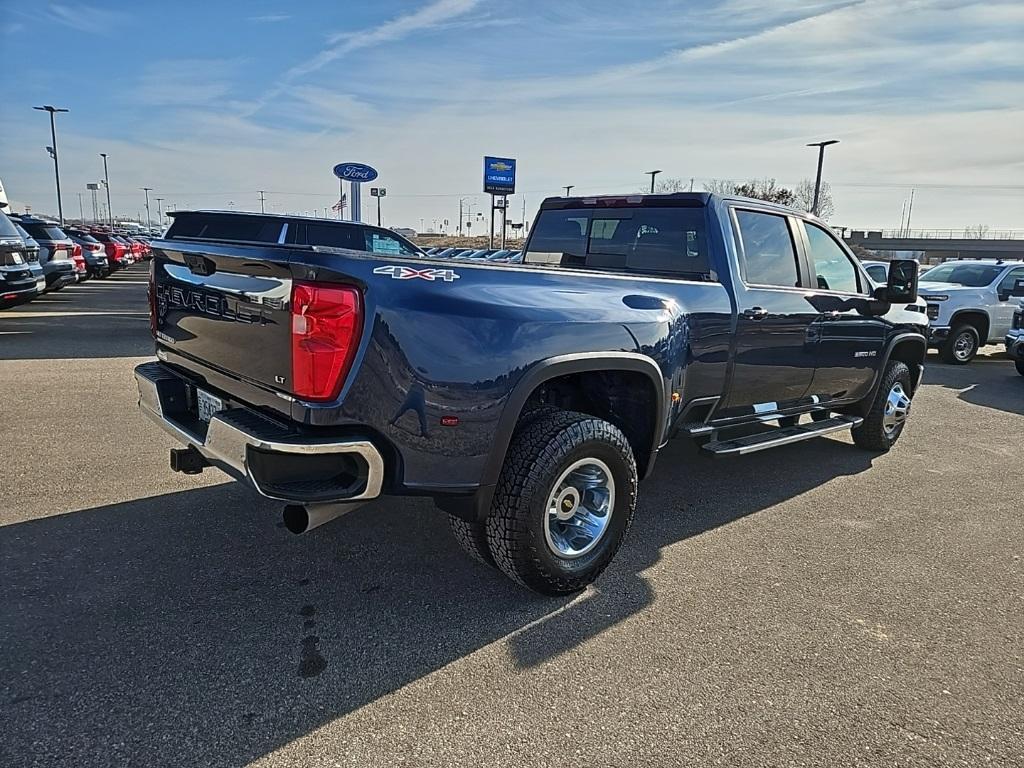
[141,187,153,229]
[689,178,694,192]
[100,153,113,228]
[806,139,839,216]
[78,192,84,222]
[645,170,662,193]
[905,188,916,235]
[563,185,574,196]
[258,190,266,214]
[34,105,69,224]
[155,197,164,223]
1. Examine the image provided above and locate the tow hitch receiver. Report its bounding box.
[170,447,210,475]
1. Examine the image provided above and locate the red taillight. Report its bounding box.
[73,244,82,258]
[290,282,362,401]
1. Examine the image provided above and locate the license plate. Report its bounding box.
[196,388,225,423]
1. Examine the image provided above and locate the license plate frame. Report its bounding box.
[196,388,225,423]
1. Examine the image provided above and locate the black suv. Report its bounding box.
[0,210,40,307]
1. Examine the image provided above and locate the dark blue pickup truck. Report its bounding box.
[135,193,927,594]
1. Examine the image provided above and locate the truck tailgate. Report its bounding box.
[153,243,293,392]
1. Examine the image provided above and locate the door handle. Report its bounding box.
[743,307,769,320]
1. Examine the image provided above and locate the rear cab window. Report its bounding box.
[524,204,712,279]
[167,214,285,244]
[732,209,800,287]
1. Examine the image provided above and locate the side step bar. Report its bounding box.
[702,415,863,456]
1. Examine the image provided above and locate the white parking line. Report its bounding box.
[0,311,149,319]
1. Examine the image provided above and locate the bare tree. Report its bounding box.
[640,176,688,193]
[794,178,835,220]
[732,178,796,207]
[963,224,990,239]
[702,179,736,195]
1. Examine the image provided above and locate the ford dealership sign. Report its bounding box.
[333,163,379,183]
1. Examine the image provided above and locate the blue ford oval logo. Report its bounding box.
[333,162,378,183]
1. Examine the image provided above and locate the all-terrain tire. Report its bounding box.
[447,515,495,567]
[939,324,980,364]
[852,361,913,451]
[486,410,637,595]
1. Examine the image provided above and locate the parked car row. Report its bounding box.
[421,246,523,262]
[0,207,150,309]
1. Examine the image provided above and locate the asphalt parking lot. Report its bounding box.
[1,269,1022,767]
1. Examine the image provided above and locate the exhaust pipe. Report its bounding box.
[282,502,365,535]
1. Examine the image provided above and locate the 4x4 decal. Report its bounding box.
[373,265,460,282]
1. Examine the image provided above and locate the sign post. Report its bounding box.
[333,162,378,223]
[370,187,386,226]
[483,156,516,250]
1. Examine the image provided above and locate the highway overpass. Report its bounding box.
[842,229,1024,261]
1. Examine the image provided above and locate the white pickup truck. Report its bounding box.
[918,259,1024,364]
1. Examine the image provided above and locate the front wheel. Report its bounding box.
[852,361,913,451]
[1016,359,1024,377]
[486,411,638,595]
[940,324,980,364]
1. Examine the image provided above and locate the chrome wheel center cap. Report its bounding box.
[555,487,580,520]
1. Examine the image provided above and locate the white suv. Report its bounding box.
[919,259,1024,364]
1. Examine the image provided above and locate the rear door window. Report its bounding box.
[525,206,710,278]
[364,229,419,256]
[733,210,800,287]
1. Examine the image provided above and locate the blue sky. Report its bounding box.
[2,0,1022,229]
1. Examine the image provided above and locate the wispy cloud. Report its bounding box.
[44,3,124,34]
[248,14,291,23]
[243,0,481,116]
[135,58,248,107]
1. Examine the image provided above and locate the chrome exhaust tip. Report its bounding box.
[282,502,365,535]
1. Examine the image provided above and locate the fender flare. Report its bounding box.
[948,308,992,341]
[480,352,667,487]
[857,332,927,414]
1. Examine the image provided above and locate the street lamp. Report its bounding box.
[806,140,839,216]
[563,185,574,196]
[155,197,164,224]
[141,187,153,229]
[34,105,69,223]
[100,153,113,228]
[645,169,662,194]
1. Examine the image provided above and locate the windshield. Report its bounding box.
[922,263,1004,287]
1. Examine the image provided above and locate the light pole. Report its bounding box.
[141,187,153,229]
[806,140,839,216]
[34,105,69,223]
[563,185,574,196]
[258,190,266,214]
[100,153,112,228]
[155,197,164,224]
[645,170,662,194]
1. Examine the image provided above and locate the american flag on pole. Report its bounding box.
[331,193,347,212]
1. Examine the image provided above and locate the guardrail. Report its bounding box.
[843,228,1024,240]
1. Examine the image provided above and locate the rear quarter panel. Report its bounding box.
[295,251,732,491]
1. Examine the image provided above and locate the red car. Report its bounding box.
[89,231,129,270]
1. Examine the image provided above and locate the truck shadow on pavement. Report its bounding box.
[923,354,1024,416]
[0,437,874,767]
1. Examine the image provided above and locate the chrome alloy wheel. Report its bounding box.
[544,458,615,559]
[882,382,911,436]
[953,331,976,361]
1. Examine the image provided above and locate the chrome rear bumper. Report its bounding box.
[134,361,384,503]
